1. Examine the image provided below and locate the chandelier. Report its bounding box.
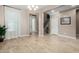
[27,5,39,11]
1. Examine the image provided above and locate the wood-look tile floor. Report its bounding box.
[0,35,79,53]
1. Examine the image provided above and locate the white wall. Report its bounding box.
[59,9,76,38]
[0,5,60,37]
[50,12,60,35]
[0,6,5,25]
[38,11,44,36]
[45,9,76,39]
[20,10,30,36]
[39,7,76,39]
[37,5,60,36]
[5,6,22,39]
[0,5,76,39]
[0,6,30,39]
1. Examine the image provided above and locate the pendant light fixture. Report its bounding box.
[27,5,39,11]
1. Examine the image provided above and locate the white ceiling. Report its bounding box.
[8,5,49,10]
[47,5,79,15]
[54,5,77,12]
[8,5,79,13]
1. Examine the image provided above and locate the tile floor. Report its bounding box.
[0,35,79,53]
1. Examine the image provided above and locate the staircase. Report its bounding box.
[44,14,50,34]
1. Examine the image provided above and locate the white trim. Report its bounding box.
[5,36,18,40]
[5,35,30,40]
[19,35,30,37]
[57,34,76,40]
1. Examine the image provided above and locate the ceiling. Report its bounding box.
[7,5,79,13]
[8,5,49,10]
[54,5,78,12]
[47,5,79,15]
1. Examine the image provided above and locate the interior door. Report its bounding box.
[5,6,21,39]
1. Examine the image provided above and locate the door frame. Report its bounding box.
[29,14,39,35]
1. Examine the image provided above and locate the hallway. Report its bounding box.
[0,35,79,53]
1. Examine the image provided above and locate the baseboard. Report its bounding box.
[5,35,30,40]
[19,35,30,37]
[5,36,18,40]
[5,34,76,40]
[58,34,76,40]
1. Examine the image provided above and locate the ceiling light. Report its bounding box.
[27,6,32,10]
[27,5,39,11]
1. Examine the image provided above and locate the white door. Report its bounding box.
[5,7,21,39]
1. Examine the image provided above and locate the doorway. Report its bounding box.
[76,9,79,39]
[44,10,59,35]
[44,13,50,35]
[29,14,38,35]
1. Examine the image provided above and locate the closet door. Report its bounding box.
[5,7,21,39]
